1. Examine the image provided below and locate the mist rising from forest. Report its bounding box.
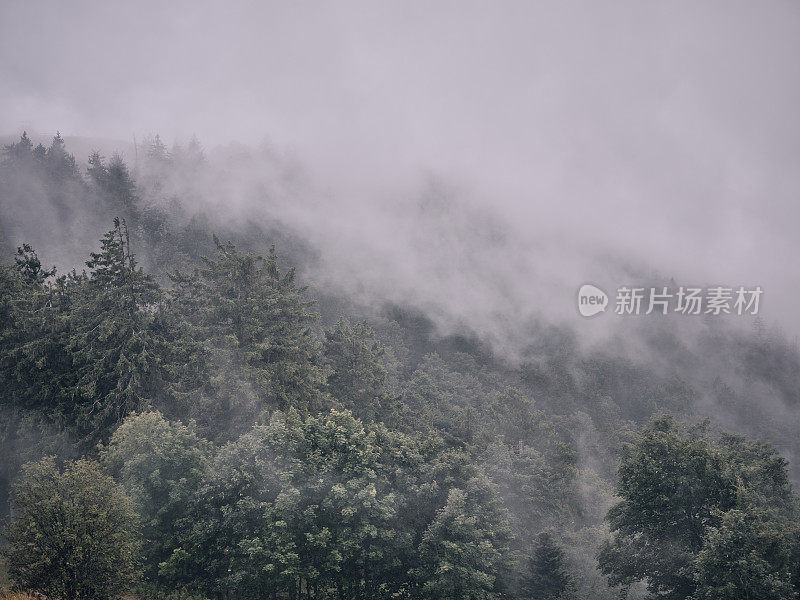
[2,0,800,511]
[5,5,800,599]
[3,1,800,346]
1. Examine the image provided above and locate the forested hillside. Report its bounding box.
[2,133,800,600]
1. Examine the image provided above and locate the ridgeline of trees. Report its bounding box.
[1,133,800,600]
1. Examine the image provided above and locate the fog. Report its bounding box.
[2,0,800,347]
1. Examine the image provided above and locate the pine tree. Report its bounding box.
[323,318,388,421]
[105,153,138,213]
[415,485,508,600]
[87,151,108,188]
[44,132,79,182]
[65,218,164,445]
[187,239,324,413]
[523,532,576,600]
[14,243,56,284]
[2,131,33,164]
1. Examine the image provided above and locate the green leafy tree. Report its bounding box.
[692,505,796,600]
[598,416,734,599]
[164,410,398,599]
[3,457,141,600]
[598,415,798,600]
[100,411,211,583]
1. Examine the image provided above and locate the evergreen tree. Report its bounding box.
[0,243,75,423]
[87,150,108,188]
[105,153,138,214]
[180,238,324,413]
[13,243,56,285]
[323,318,389,421]
[2,131,33,164]
[44,131,80,182]
[63,219,163,443]
[414,487,505,600]
[523,532,576,600]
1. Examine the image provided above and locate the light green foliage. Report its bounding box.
[163,409,397,599]
[3,457,140,600]
[415,483,510,600]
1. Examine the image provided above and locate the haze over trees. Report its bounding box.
[2,134,800,599]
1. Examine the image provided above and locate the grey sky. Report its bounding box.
[2,0,800,343]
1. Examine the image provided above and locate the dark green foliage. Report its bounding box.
[169,238,324,422]
[598,415,798,600]
[14,243,56,284]
[1,221,211,448]
[163,410,511,600]
[522,532,576,600]
[692,506,796,600]
[3,457,141,600]
[0,241,79,434]
[323,318,390,421]
[4,135,800,600]
[87,151,138,218]
[66,219,165,440]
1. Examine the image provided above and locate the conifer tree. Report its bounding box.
[64,218,164,444]
[523,532,576,600]
[323,318,388,421]
[184,239,324,412]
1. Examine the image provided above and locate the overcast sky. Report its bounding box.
[2,1,800,342]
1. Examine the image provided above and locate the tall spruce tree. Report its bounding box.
[178,238,324,414]
[65,218,164,445]
[523,532,576,600]
[323,318,389,421]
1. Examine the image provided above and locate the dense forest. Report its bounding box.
[2,133,800,600]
